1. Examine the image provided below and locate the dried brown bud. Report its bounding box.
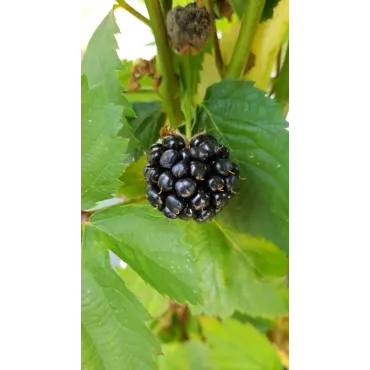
[128,76,141,92]
[166,3,213,55]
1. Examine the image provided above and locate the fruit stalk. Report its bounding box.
[180,52,194,140]
[144,0,182,127]
[226,0,266,79]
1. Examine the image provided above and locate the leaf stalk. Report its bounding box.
[226,0,266,79]
[115,0,151,27]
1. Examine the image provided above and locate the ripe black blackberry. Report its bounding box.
[144,133,239,223]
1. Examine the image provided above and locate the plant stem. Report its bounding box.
[184,94,192,139]
[144,0,182,127]
[160,0,172,18]
[204,0,224,77]
[226,0,266,79]
[115,0,150,27]
[179,52,194,140]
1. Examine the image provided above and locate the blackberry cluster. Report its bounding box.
[144,134,239,223]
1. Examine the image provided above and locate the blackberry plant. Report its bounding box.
[81,0,289,369]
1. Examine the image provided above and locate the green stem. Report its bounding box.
[184,94,192,139]
[179,52,194,139]
[115,0,150,27]
[226,0,266,79]
[275,45,289,116]
[160,0,172,18]
[144,0,182,127]
[205,0,224,77]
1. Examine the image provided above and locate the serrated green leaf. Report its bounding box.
[196,79,289,253]
[118,156,147,199]
[81,9,135,117]
[158,341,212,370]
[119,122,141,164]
[200,317,282,370]
[232,311,276,334]
[175,41,210,96]
[117,266,169,318]
[81,79,129,210]
[128,102,165,151]
[187,220,288,318]
[81,225,160,370]
[91,204,203,305]
[229,0,281,22]
[119,101,164,162]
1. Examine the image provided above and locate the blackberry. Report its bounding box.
[225,175,238,192]
[160,149,179,169]
[208,176,225,192]
[175,178,197,198]
[158,171,175,192]
[144,133,240,222]
[144,165,161,184]
[163,135,186,151]
[179,148,191,161]
[191,189,210,210]
[179,203,194,220]
[166,193,185,214]
[147,149,163,166]
[195,208,216,223]
[214,159,233,176]
[171,160,190,178]
[190,161,209,180]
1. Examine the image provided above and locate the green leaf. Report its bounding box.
[117,266,169,318]
[201,317,282,370]
[81,9,135,117]
[119,122,141,164]
[124,90,162,103]
[118,156,147,199]
[175,41,210,96]
[158,341,212,370]
[196,79,289,253]
[119,101,164,162]
[81,225,160,369]
[229,0,281,22]
[81,77,129,210]
[215,14,238,33]
[261,0,282,22]
[232,311,276,334]
[128,102,165,151]
[91,204,203,305]
[187,220,289,318]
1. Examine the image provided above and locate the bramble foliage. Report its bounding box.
[81,3,288,369]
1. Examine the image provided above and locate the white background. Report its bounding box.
[0,0,370,369]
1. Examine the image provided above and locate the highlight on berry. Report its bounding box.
[144,133,239,223]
